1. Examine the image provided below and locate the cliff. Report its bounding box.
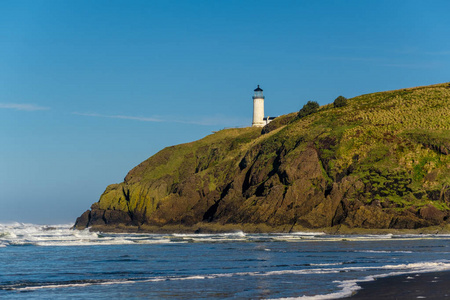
[75,83,450,232]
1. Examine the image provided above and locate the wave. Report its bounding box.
[3,222,450,247]
[5,260,450,296]
[3,278,134,292]
[269,261,450,300]
[356,250,413,254]
[309,262,344,267]
[173,231,246,238]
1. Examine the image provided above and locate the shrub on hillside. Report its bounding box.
[298,101,319,118]
[333,96,348,108]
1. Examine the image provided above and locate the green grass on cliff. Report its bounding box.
[125,127,261,184]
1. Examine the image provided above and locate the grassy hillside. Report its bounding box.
[306,83,450,208]
[75,82,450,232]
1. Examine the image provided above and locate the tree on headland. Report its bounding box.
[298,101,319,118]
[333,96,348,108]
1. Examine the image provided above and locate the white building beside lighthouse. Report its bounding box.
[252,85,275,127]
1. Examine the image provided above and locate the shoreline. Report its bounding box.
[346,271,450,299]
[83,223,450,235]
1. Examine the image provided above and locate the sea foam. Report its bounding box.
[2,223,450,247]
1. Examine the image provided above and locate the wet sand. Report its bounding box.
[347,271,450,299]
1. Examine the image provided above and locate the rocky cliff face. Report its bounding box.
[75,83,450,232]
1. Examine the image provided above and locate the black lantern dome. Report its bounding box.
[253,85,264,99]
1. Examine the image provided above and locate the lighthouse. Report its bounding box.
[252,85,265,127]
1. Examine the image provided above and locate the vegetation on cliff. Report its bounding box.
[75,82,450,232]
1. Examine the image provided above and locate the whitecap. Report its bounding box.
[291,232,326,236]
[309,262,344,267]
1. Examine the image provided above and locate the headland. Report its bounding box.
[75,83,450,234]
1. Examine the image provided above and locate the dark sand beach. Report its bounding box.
[347,271,450,299]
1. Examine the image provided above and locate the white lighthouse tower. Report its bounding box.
[252,85,265,127]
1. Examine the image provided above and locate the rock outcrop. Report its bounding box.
[75,83,450,232]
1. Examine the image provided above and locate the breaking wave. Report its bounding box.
[3,260,450,298]
[269,261,450,299]
[2,223,450,247]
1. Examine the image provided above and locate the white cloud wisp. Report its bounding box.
[73,112,249,127]
[0,103,50,111]
[73,112,163,122]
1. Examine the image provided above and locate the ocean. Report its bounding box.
[1,223,450,299]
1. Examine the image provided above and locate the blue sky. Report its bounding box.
[1,0,449,224]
